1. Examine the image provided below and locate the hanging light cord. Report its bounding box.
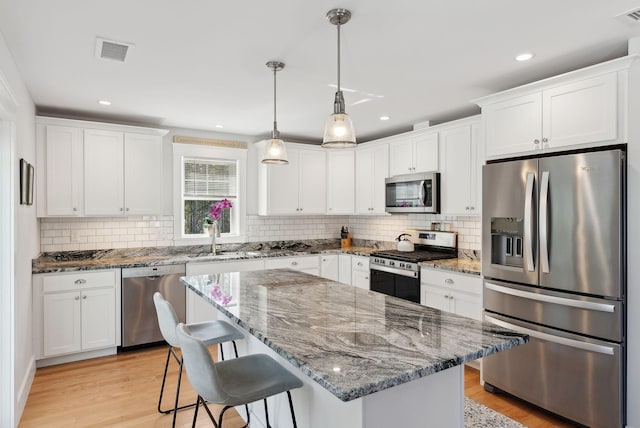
[334,21,346,115]
[272,65,279,138]
[337,21,341,93]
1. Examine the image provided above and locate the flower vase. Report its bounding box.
[209,220,220,255]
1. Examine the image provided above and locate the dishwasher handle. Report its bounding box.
[122,264,186,278]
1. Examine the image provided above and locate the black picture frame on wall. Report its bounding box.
[19,158,34,205]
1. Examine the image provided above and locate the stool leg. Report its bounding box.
[157,346,173,414]
[170,356,184,428]
[287,390,298,428]
[219,343,225,361]
[191,395,201,428]
[263,398,272,428]
[232,340,239,358]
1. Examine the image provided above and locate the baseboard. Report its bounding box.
[36,347,117,368]
[15,356,35,427]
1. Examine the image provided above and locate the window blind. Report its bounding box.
[184,159,237,198]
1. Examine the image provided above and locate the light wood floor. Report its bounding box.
[20,346,575,427]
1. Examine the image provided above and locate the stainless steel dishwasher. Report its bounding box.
[121,264,186,349]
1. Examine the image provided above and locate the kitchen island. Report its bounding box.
[181,269,527,428]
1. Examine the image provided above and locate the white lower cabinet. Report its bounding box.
[338,254,352,284]
[320,254,339,281]
[420,268,482,321]
[351,256,370,290]
[34,269,120,364]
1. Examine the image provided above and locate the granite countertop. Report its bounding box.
[420,258,481,275]
[182,269,527,402]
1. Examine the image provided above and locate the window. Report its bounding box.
[173,142,247,244]
[183,158,237,235]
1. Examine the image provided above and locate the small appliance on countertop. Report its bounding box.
[369,230,457,303]
[396,233,414,252]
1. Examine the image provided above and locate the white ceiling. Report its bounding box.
[1,0,639,143]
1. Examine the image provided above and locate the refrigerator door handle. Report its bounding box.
[540,170,550,273]
[524,172,535,271]
[485,282,616,313]
[485,315,615,356]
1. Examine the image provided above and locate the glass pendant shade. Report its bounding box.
[322,112,356,148]
[261,137,288,164]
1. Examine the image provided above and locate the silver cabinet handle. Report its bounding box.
[445,278,454,284]
[357,262,363,267]
[74,279,86,285]
[119,207,124,211]
[542,137,548,143]
[534,139,540,145]
[74,296,80,301]
[524,172,535,272]
[126,208,130,212]
[291,261,298,266]
[485,314,614,355]
[470,207,475,211]
[485,282,615,313]
[82,295,87,300]
[364,276,369,280]
[73,207,77,212]
[540,170,550,274]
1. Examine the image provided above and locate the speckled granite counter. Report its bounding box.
[420,258,481,275]
[31,242,377,274]
[182,269,526,403]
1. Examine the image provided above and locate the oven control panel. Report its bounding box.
[370,257,419,272]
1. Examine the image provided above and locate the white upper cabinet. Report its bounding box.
[439,117,483,216]
[476,56,634,160]
[37,125,83,216]
[258,144,326,215]
[84,129,125,216]
[36,117,168,217]
[355,143,389,214]
[123,133,164,215]
[389,131,438,176]
[327,150,355,214]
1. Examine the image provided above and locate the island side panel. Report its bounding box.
[362,365,464,428]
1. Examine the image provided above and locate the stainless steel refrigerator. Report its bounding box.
[482,148,626,428]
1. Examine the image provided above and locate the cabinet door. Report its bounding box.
[327,150,355,214]
[81,287,116,350]
[355,148,374,213]
[298,149,326,214]
[267,149,300,214]
[413,132,439,173]
[320,254,339,281]
[542,73,617,149]
[338,254,352,284]
[44,125,83,216]
[43,291,81,356]
[470,122,483,214]
[389,138,414,176]
[440,125,472,215]
[449,291,482,321]
[484,93,542,158]
[421,286,451,313]
[371,144,390,213]
[352,270,370,290]
[124,133,163,215]
[84,129,124,215]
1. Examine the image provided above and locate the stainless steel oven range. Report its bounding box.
[370,230,457,303]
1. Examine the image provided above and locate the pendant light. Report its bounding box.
[322,8,356,148]
[261,61,288,164]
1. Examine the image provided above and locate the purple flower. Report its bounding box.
[209,198,233,221]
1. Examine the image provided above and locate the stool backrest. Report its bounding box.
[153,292,180,348]
[176,323,228,403]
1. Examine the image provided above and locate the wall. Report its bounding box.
[0,31,37,427]
[40,213,480,252]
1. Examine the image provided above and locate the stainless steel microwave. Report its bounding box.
[385,172,440,213]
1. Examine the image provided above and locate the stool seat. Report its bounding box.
[189,320,245,347]
[210,353,303,407]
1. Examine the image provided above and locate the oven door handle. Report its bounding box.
[370,265,418,278]
[485,315,614,356]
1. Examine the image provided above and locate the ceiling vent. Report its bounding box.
[616,7,640,25]
[95,37,134,62]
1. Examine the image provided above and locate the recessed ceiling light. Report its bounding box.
[98,100,111,106]
[515,52,534,62]
[380,116,390,121]
[215,124,224,128]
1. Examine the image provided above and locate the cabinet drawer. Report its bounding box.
[420,268,480,295]
[43,270,116,293]
[265,256,319,270]
[351,256,369,272]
